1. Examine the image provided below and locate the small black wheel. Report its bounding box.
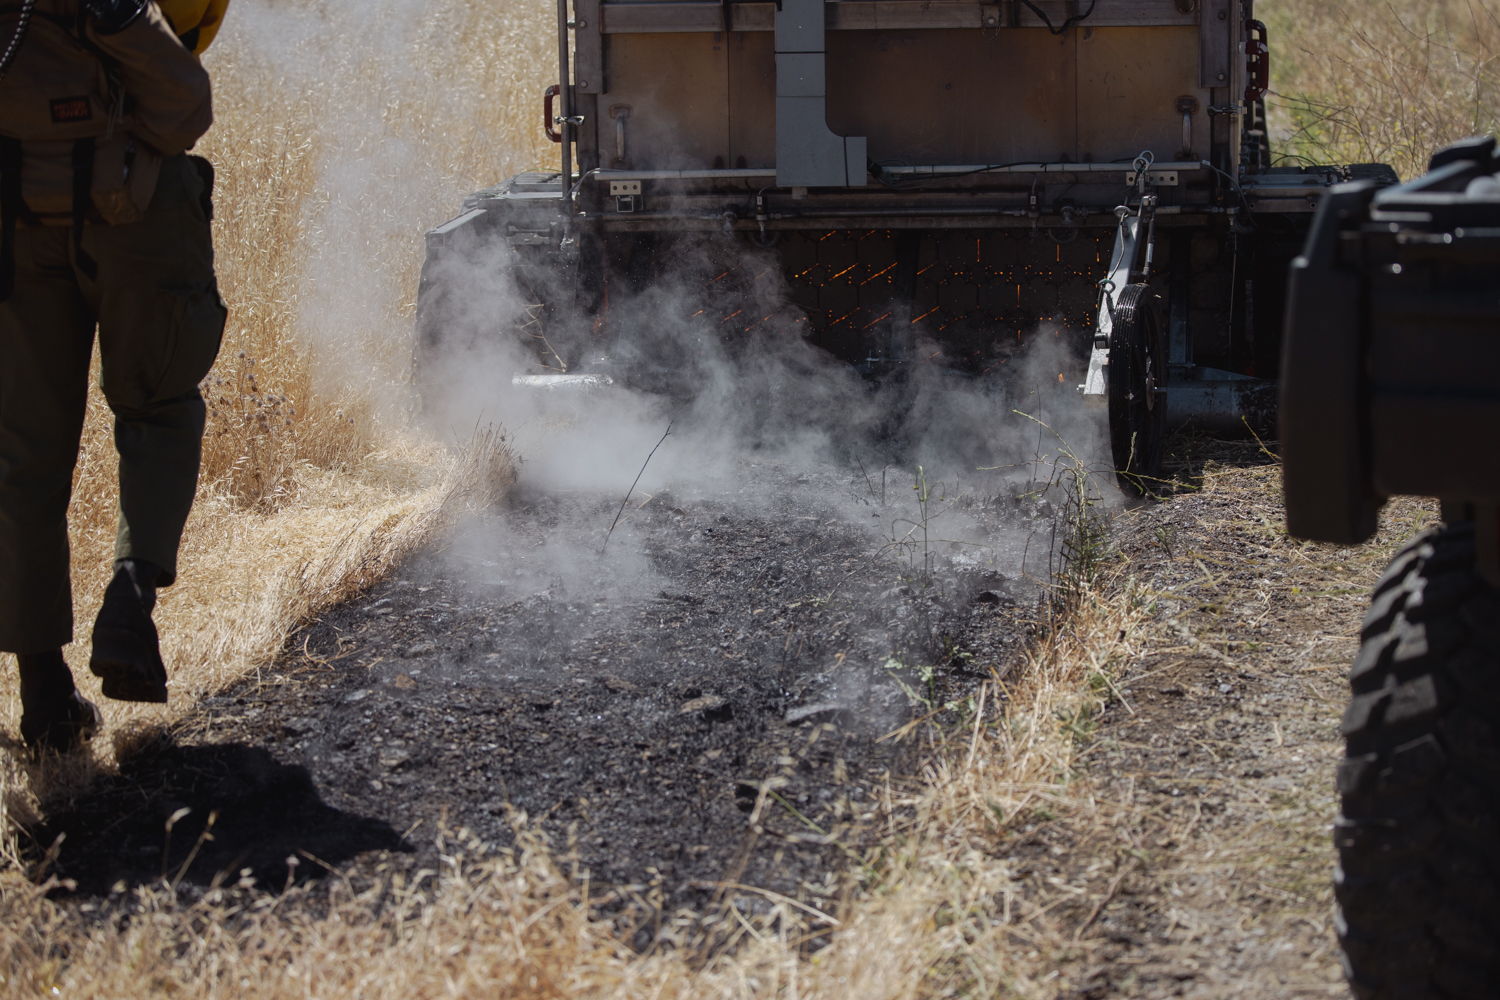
[412,254,460,402]
[1106,283,1166,493]
[1336,521,1500,999]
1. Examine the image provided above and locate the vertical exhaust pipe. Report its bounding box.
[557,0,572,202]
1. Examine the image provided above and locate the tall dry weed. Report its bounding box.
[192,0,558,506]
[1262,0,1500,180]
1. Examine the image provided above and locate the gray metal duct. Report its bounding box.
[775,0,866,188]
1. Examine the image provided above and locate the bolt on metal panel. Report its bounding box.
[776,0,824,51]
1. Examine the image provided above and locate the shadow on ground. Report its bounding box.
[26,736,408,897]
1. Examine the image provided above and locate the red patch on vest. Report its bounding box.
[49,97,92,124]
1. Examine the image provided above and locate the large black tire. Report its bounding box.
[1106,283,1166,494]
[1336,521,1500,999]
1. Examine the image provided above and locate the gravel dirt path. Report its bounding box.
[1011,442,1436,999]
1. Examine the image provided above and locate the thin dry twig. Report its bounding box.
[602,422,673,555]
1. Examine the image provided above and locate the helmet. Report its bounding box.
[154,0,229,56]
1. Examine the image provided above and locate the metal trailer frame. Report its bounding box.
[417,0,1397,478]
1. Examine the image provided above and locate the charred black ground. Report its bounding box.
[32,458,1067,911]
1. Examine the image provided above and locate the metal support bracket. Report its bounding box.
[1125,170,1179,187]
[1082,209,1142,406]
[1199,0,1231,87]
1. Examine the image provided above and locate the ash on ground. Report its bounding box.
[39,457,1074,910]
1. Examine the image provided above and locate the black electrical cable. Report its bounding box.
[870,154,1140,192]
[1199,158,1257,225]
[0,0,38,86]
[1019,0,1097,35]
[871,158,1045,191]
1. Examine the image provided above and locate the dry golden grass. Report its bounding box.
[0,0,553,753]
[992,452,1442,995]
[0,1,1482,997]
[1,0,551,847]
[1261,0,1500,180]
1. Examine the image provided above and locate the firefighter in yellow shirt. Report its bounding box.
[156,0,228,55]
[0,0,229,754]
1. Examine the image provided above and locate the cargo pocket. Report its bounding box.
[154,280,227,402]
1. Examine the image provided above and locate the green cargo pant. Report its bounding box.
[0,154,226,654]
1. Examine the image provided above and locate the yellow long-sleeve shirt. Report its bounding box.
[156,0,229,55]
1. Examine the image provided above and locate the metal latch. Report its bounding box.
[609,180,641,214]
[1125,170,1180,187]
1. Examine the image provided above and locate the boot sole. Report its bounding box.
[90,628,168,704]
[95,667,168,703]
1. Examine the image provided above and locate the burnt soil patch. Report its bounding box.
[33,459,1058,911]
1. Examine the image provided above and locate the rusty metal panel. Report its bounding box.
[826,28,1077,164]
[1017,0,1196,26]
[832,0,1194,30]
[603,2,762,32]
[729,30,776,167]
[1077,26,1207,164]
[598,3,1207,169]
[1198,0,1231,87]
[602,0,1198,32]
[829,2,986,30]
[600,33,730,169]
[575,0,604,93]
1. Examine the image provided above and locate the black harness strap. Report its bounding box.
[70,136,97,280]
[0,136,21,303]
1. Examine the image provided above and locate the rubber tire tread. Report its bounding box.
[1105,283,1165,494]
[1337,521,1500,1000]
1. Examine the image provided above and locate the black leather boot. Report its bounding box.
[18,649,100,755]
[89,559,169,703]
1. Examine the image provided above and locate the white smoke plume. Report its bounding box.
[203,0,1117,617]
